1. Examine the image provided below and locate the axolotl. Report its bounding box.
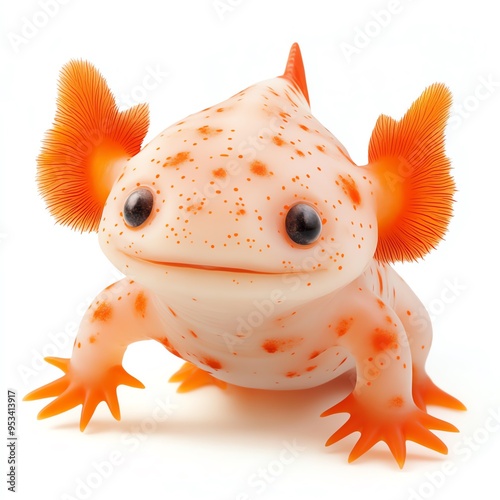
[26,43,465,467]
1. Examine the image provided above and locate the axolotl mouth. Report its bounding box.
[132,256,283,275]
[117,250,341,302]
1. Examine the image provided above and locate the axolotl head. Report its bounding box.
[37,44,455,302]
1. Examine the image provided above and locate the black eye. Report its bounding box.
[285,203,322,245]
[123,188,154,227]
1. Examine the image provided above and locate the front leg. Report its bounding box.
[321,286,458,467]
[24,279,165,430]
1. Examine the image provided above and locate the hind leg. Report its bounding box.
[389,268,466,411]
[169,362,227,393]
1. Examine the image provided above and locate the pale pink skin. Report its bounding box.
[71,77,431,413]
[28,73,464,466]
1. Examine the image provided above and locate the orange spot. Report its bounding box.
[250,160,269,176]
[273,136,285,146]
[77,342,81,348]
[285,371,299,378]
[406,310,412,316]
[212,167,227,178]
[305,365,317,372]
[339,175,361,205]
[262,337,302,353]
[186,203,203,212]
[285,92,298,107]
[376,298,385,309]
[372,329,399,352]
[89,335,97,344]
[309,350,321,360]
[336,317,353,337]
[377,269,384,293]
[198,125,220,135]
[299,124,309,131]
[316,145,325,153]
[92,302,112,322]
[134,292,147,318]
[295,149,305,157]
[159,337,171,349]
[159,337,181,358]
[389,396,404,408]
[203,357,222,370]
[168,307,177,317]
[262,340,279,353]
[163,151,190,167]
[189,330,198,338]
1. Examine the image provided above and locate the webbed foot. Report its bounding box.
[412,370,466,411]
[321,392,459,468]
[169,362,227,393]
[24,357,144,431]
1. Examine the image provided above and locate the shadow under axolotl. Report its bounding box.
[50,371,354,441]
[47,369,452,468]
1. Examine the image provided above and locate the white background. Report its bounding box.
[1,0,499,499]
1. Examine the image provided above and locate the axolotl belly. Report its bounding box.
[132,261,400,391]
[26,44,465,467]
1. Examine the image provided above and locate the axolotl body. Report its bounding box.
[26,44,465,467]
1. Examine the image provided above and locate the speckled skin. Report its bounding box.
[26,45,464,466]
[98,75,377,389]
[107,79,375,275]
